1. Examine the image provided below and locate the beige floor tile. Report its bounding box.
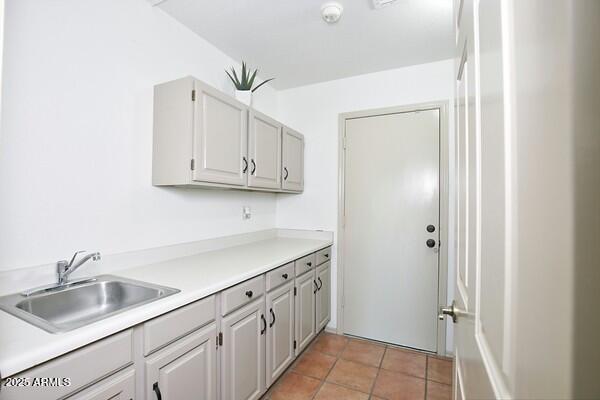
[372,369,426,400]
[314,382,369,400]
[326,358,378,393]
[427,356,453,385]
[311,333,349,356]
[426,381,452,400]
[292,349,337,379]
[381,347,427,378]
[340,339,386,367]
[270,372,322,400]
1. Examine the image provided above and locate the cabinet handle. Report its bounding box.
[307,262,312,267]
[317,277,323,290]
[324,253,329,258]
[313,280,318,294]
[251,159,256,175]
[242,157,248,173]
[269,308,276,327]
[245,290,253,298]
[261,314,267,335]
[282,273,288,279]
[153,382,162,400]
[283,167,289,180]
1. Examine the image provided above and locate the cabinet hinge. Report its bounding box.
[218,332,223,346]
[294,287,297,296]
[190,159,195,171]
[191,89,196,101]
[293,340,297,350]
[216,334,219,349]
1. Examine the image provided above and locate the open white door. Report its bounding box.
[443,0,510,398]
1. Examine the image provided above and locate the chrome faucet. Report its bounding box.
[57,251,101,285]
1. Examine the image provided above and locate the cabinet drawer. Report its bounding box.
[144,295,215,355]
[294,253,316,276]
[316,247,332,265]
[67,367,135,400]
[221,275,264,316]
[0,330,132,400]
[266,262,294,291]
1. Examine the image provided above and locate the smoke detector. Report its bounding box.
[371,0,398,9]
[321,2,344,24]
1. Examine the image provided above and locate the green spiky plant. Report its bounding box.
[226,61,275,92]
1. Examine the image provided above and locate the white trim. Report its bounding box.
[336,101,450,356]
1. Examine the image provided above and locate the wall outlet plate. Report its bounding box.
[242,206,251,220]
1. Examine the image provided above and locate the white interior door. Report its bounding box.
[343,109,440,352]
[447,0,511,398]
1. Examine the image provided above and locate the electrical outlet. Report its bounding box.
[242,206,251,220]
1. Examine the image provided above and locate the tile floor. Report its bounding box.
[262,331,453,400]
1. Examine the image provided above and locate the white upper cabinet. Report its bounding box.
[152,76,304,193]
[282,127,304,192]
[248,110,282,189]
[193,81,248,186]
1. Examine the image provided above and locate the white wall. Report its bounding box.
[276,59,456,351]
[0,0,279,271]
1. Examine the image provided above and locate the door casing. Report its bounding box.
[336,101,450,356]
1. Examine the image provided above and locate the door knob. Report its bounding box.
[439,300,458,323]
[426,239,436,248]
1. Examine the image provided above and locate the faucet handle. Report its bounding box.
[67,250,87,268]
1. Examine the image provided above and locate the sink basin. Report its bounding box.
[0,275,180,333]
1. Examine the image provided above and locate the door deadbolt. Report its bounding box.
[427,224,436,233]
[426,239,436,248]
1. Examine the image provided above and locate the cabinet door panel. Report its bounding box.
[316,262,331,331]
[282,128,304,191]
[146,323,217,400]
[266,282,294,387]
[248,111,281,189]
[193,81,247,186]
[221,299,265,400]
[295,271,316,355]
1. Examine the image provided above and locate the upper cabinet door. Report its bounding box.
[193,81,248,186]
[281,128,304,192]
[248,111,282,189]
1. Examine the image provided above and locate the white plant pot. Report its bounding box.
[235,90,252,107]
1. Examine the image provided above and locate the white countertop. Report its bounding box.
[0,236,332,378]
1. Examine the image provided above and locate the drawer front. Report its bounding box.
[316,247,332,265]
[144,295,216,355]
[221,275,264,316]
[266,262,294,291]
[0,330,132,400]
[294,253,316,276]
[67,367,135,400]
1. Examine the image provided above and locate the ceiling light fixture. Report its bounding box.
[321,2,344,24]
[371,0,398,9]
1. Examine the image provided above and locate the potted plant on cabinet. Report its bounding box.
[226,61,274,106]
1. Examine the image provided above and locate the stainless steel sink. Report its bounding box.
[0,275,180,333]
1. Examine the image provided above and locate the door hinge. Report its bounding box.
[218,332,223,346]
[190,159,195,171]
[216,334,219,349]
[293,340,297,350]
[294,287,297,296]
[191,89,196,101]
[343,133,347,150]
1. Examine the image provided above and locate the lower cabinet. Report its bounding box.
[294,270,316,355]
[145,323,217,400]
[221,298,266,400]
[265,281,295,387]
[316,261,331,332]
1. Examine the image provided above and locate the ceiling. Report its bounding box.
[157,0,454,90]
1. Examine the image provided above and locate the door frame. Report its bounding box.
[336,101,450,356]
